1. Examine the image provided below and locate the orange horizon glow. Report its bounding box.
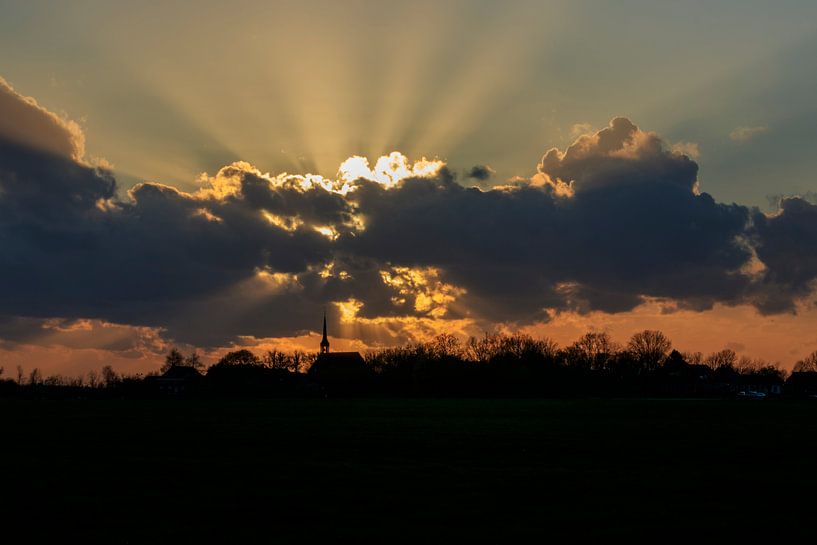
[6,296,817,379]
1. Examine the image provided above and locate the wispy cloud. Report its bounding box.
[570,122,594,139]
[671,141,700,160]
[730,125,768,142]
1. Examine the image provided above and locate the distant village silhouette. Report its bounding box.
[3,312,817,398]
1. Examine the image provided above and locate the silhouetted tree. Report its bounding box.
[1,327,801,399]
[683,351,704,365]
[705,349,737,370]
[568,332,618,370]
[44,375,66,387]
[292,350,312,373]
[263,349,305,372]
[205,348,302,395]
[793,350,817,372]
[184,352,204,370]
[216,349,262,367]
[465,333,557,364]
[87,369,99,388]
[627,330,671,371]
[733,356,784,378]
[735,356,757,374]
[426,333,463,359]
[264,349,290,371]
[465,335,492,363]
[365,345,418,375]
[499,334,558,362]
[101,365,119,387]
[161,348,186,373]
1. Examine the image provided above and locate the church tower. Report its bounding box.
[320,310,330,354]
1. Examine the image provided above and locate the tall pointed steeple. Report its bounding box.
[320,308,330,354]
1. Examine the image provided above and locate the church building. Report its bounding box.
[309,311,368,384]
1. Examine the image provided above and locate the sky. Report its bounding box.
[2,0,817,376]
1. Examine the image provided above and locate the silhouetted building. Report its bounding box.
[735,373,784,396]
[786,371,817,397]
[146,365,203,395]
[320,310,330,355]
[309,312,368,387]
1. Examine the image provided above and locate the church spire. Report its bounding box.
[320,308,330,354]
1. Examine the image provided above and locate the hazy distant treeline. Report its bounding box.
[4,330,817,398]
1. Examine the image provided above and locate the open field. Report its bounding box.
[2,398,817,542]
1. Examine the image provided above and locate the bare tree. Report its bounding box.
[465,333,557,363]
[16,365,24,385]
[44,375,67,387]
[291,350,308,373]
[465,334,494,363]
[184,351,204,370]
[264,349,290,371]
[793,350,817,372]
[426,333,462,359]
[101,365,119,387]
[87,369,99,388]
[627,330,672,371]
[298,351,317,373]
[569,332,618,370]
[705,349,738,370]
[683,351,704,365]
[735,356,758,374]
[28,368,42,386]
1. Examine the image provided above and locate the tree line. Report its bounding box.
[4,328,817,398]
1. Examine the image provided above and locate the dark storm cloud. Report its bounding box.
[465,165,494,181]
[0,80,337,344]
[231,164,356,228]
[0,80,412,346]
[0,143,358,346]
[1,79,816,348]
[341,117,753,321]
[749,197,817,313]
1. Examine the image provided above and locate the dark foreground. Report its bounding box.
[3,398,817,543]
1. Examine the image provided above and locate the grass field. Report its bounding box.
[3,398,817,542]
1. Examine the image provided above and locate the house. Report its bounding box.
[786,371,817,397]
[735,372,784,396]
[145,365,203,395]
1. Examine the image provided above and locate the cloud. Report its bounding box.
[0,315,166,357]
[748,197,817,313]
[0,77,85,161]
[346,118,751,323]
[570,123,594,139]
[730,125,768,142]
[535,117,700,193]
[671,141,700,160]
[2,79,817,357]
[465,165,495,181]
